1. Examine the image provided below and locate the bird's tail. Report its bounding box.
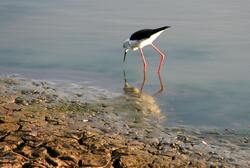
[153,26,171,33]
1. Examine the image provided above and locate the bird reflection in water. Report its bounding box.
[122,70,165,115]
[109,70,166,129]
[123,70,165,97]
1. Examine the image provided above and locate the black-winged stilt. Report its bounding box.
[123,26,170,75]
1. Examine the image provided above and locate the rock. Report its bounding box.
[79,153,111,167]
[0,117,5,123]
[0,122,20,133]
[177,135,189,143]
[119,151,153,167]
[243,137,248,143]
[0,151,27,167]
[59,155,76,163]
[20,146,33,158]
[127,140,145,150]
[46,146,60,158]
[0,142,15,152]
[44,116,60,125]
[22,162,33,168]
[15,97,28,106]
[45,155,58,166]
[21,90,31,95]
[3,135,23,148]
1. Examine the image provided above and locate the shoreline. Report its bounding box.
[0,76,249,167]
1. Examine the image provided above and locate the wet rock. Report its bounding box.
[76,93,82,97]
[31,81,40,87]
[243,137,248,143]
[196,151,203,156]
[2,78,19,85]
[15,97,28,106]
[21,90,32,95]
[177,135,189,143]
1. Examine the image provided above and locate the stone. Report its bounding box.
[79,153,111,167]
[15,97,28,106]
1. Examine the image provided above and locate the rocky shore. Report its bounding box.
[0,76,249,167]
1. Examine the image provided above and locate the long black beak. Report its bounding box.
[123,50,127,63]
[123,70,127,83]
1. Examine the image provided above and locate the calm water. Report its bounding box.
[1,0,250,130]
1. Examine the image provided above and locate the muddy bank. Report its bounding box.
[0,77,248,167]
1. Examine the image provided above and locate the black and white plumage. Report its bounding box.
[123,26,170,74]
[129,26,170,41]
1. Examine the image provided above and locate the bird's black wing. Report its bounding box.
[129,26,170,41]
[129,29,154,41]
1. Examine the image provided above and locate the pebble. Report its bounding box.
[201,140,208,145]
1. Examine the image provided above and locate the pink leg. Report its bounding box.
[151,44,165,73]
[139,48,147,73]
[140,73,146,94]
[139,48,147,91]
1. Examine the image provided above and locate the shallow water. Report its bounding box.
[0,0,250,130]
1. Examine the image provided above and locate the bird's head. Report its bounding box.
[123,39,130,63]
[123,39,130,49]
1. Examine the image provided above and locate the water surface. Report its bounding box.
[0,0,250,130]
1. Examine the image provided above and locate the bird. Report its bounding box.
[123,26,170,75]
